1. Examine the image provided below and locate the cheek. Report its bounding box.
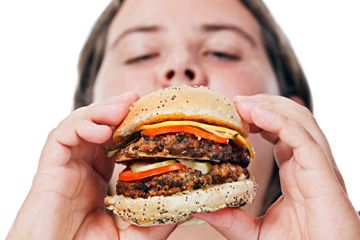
[207,61,279,99]
[94,63,159,102]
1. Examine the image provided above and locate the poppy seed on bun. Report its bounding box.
[105,86,257,226]
[113,86,249,143]
[105,178,257,226]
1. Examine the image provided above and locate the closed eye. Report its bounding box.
[205,51,240,61]
[124,53,159,64]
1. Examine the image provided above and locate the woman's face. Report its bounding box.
[95,0,280,215]
[94,0,279,100]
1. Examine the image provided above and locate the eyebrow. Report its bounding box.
[110,23,256,49]
[109,25,162,49]
[201,23,256,47]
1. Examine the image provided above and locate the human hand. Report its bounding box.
[195,94,360,240]
[7,92,176,240]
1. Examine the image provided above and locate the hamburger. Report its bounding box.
[104,86,257,226]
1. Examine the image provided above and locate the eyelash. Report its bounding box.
[205,51,240,61]
[124,51,240,64]
[125,53,159,64]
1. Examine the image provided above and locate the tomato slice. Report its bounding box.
[141,125,228,144]
[119,163,186,181]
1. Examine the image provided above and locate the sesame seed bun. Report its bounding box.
[113,86,249,143]
[105,177,257,226]
[107,86,256,226]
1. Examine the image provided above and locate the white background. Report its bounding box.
[0,1,359,238]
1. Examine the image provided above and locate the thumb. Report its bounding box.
[194,208,259,240]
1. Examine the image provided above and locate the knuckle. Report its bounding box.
[46,126,71,146]
[299,104,313,117]
[286,117,315,143]
[256,100,271,112]
[277,95,291,103]
[47,127,58,140]
[284,116,301,131]
[58,106,91,128]
[254,93,268,101]
[282,116,302,136]
[72,105,89,117]
[300,106,318,127]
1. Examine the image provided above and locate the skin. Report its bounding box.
[8,0,360,239]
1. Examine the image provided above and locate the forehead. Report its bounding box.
[108,0,262,46]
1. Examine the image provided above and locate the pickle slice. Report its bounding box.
[130,160,178,173]
[178,159,212,174]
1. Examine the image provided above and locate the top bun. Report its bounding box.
[113,86,249,143]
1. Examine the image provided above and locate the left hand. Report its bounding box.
[7,92,176,240]
[195,94,360,240]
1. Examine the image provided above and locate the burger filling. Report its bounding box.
[117,162,249,199]
[107,122,254,200]
[111,133,251,167]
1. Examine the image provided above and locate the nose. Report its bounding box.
[165,68,196,80]
[161,67,208,87]
[159,57,208,87]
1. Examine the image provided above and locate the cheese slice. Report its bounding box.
[137,120,254,159]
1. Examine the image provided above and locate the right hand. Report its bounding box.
[195,94,360,240]
[7,92,176,240]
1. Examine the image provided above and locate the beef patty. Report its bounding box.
[117,162,249,199]
[112,133,250,167]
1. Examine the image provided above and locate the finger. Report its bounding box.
[89,101,135,127]
[89,93,139,181]
[236,96,346,199]
[251,107,325,169]
[76,120,113,145]
[39,121,113,169]
[234,94,332,160]
[235,95,332,170]
[194,208,259,240]
[253,107,346,197]
[273,140,293,164]
[259,110,360,236]
[234,95,317,140]
[89,92,139,126]
[259,130,293,164]
[259,130,278,144]
[91,147,114,182]
[72,91,139,128]
[234,95,347,190]
[99,91,139,105]
[63,91,139,144]
[40,93,139,168]
[247,106,352,237]
[54,102,134,147]
[120,224,177,240]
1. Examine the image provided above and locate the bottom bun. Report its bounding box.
[105,178,257,226]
